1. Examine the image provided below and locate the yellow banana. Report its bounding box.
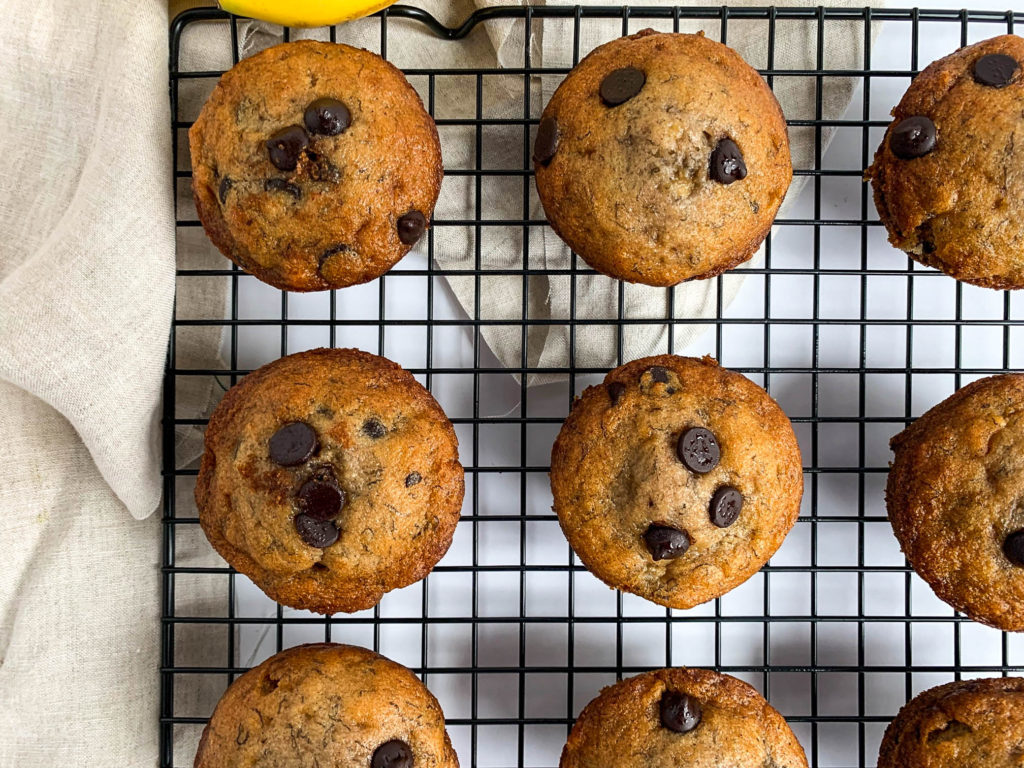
[218,0,398,27]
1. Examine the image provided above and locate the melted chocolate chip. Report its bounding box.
[218,176,233,204]
[268,422,318,466]
[709,485,743,528]
[600,66,646,106]
[889,116,936,160]
[297,477,345,520]
[398,211,426,246]
[660,690,702,733]
[303,97,351,136]
[372,740,413,768]
[362,418,386,439]
[1004,530,1024,567]
[677,427,720,474]
[264,178,302,199]
[266,125,309,171]
[973,53,1018,87]
[533,116,559,165]
[643,524,691,561]
[649,366,669,384]
[405,471,422,487]
[709,138,747,184]
[608,381,627,406]
[294,514,339,548]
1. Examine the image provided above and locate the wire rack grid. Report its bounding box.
[164,6,1024,768]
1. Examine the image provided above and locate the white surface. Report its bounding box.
[178,8,1024,768]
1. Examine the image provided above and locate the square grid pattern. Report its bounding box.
[165,7,1024,768]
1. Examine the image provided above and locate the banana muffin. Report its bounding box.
[195,348,464,614]
[533,29,792,286]
[867,35,1024,290]
[877,677,1024,767]
[194,643,459,767]
[561,667,808,768]
[190,40,442,291]
[886,373,1024,631]
[550,355,803,609]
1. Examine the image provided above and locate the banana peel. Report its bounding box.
[218,0,398,27]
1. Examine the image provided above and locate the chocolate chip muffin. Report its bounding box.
[877,677,1024,767]
[194,643,459,767]
[195,348,463,614]
[886,373,1024,631]
[561,668,807,768]
[190,40,442,292]
[550,355,803,609]
[867,35,1024,290]
[533,29,791,287]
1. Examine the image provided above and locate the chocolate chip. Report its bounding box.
[218,176,233,204]
[660,690,702,733]
[405,471,422,487]
[264,178,302,199]
[709,486,743,528]
[677,427,720,474]
[643,524,690,561]
[649,366,669,383]
[266,125,309,171]
[600,66,646,106]
[294,514,339,548]
[297,477,345,520]
[372,740,413,768]
[362,418,386,439]
[709,138,747,184]
[318,244,351,274]
[398,211,426,246]
[533,116,558,165]
[269,422,318,466]
[303,97,351,136]
[1004,530,1024,567]
[973,53,1018,87]
[608,381,627,406]
[889,116,936,160]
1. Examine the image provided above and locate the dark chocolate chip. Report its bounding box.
[405,471,422,487]
[643,524,691,561]
[660,690,702,733]
[294,514,339,548]
[362,418,386,439]
[709,138,747,184]
[533,116,559,165]
[264,178,302,199]
[303,97,351,136]
[266,125,309,171]
[973,53,1018,87]
[297,477,345,520]
[398,211,426,246]
[709,485,743,528]
[1004,530,1024,567]
[677,427,720,474]
[649,366,669,383]
[889,116,936,160]
[608,381,627,406]
[372,740,413,768]
[318,244,351,274]
[269,422,318,466]
[600,66,646,106]
[218,176,233,204]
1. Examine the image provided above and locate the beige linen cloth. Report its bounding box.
[0,1,879,765]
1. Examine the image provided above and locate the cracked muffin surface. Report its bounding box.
[886,373,1024,631]
[867,35,1024,290]
[877,677,1024,767]
[550,355,803,610]
[195,348,463,614]
[560,667,808,768]
[533,29,791,287]
[194,643,459,768]
[190,40,442,291]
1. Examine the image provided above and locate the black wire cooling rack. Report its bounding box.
[164,6,1024,768]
